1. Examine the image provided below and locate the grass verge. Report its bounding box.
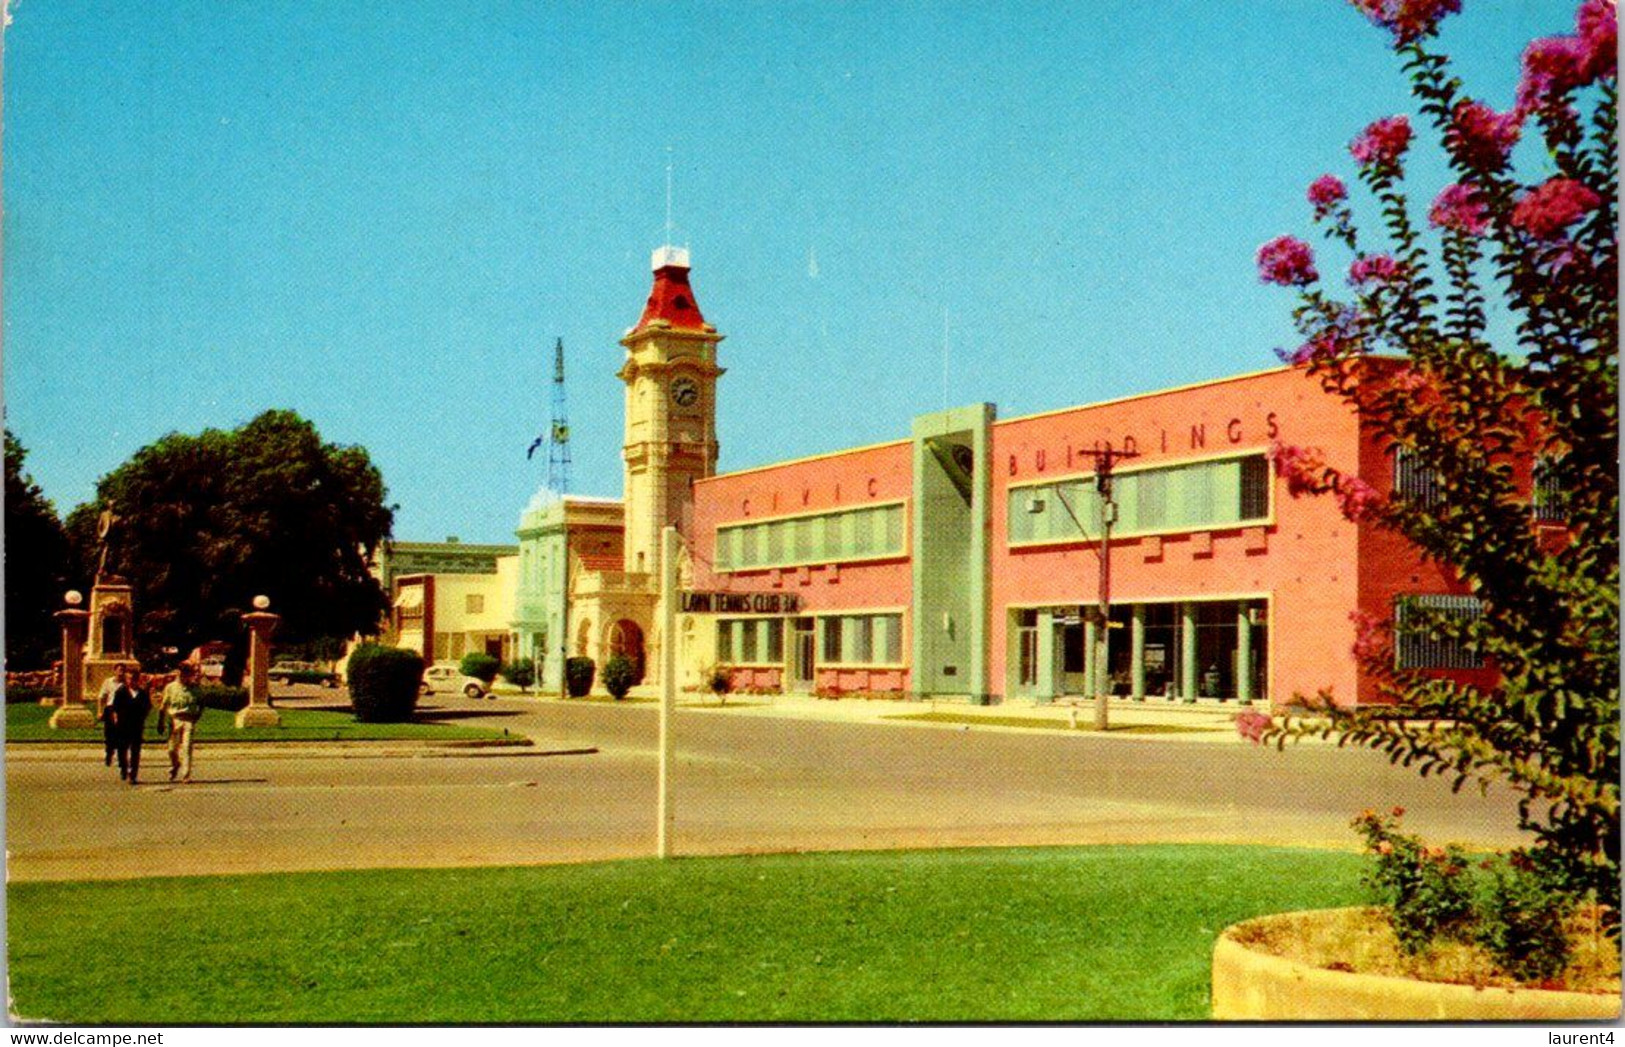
[6,702,512,744]
[9,844,1364,1023]
[887,711,1223,735]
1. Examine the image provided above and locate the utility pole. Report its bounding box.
[657,525,679,857]
[1089,441,1137,731]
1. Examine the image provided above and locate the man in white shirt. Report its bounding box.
[95,663,129,769]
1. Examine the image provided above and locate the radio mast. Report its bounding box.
[546,337,572,496]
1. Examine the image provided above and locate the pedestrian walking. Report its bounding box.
[159,663,204,783]
[96,664,128,769]
[110,669,152,785]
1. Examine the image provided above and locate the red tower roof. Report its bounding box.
[634,246,709,332]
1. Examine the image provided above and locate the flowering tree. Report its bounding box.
[1256,0,1617,922]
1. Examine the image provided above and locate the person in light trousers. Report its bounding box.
[159,663,204,783]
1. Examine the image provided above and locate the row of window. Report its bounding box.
[1009,454,1270,545]
[715,613,904,667]
[1394,594,1484,670]
[1393,448,1568,522]
[715,503,906,572]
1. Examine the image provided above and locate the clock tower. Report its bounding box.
[619,245,723,584]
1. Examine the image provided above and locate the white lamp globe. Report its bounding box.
[64,591,83,607]
[252,595,271,611]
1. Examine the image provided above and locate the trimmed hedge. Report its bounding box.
[197,685,248,713]
[6,684,58,705]
[602,655,637,701]
[347,644,424,723]
[565,657,595,698]
[459,652,500,685]
[501,658,536,692]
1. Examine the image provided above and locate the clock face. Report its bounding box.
[670,377,700,408]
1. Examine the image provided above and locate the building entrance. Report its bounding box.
[789,617,816,692]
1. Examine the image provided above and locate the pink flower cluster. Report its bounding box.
[1511,176,1603,239]
[1516,0,1616,113]
[1268,441,1329,496]
[1234,709,1273,743]
[1348,253,1403,286]
[1307,174,1349,218]
[1334,475,1385,520]
[1348,0,1462,44]
[1349,609,1393,665]
[1256,235,1319,286]
[1428,182,1490,236]
[1349,115,1413,168]
[1447,99,1522,170]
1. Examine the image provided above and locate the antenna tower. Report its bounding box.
[547,337,572,496]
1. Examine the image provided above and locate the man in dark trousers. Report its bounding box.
[109,668,152,785]
[96,663,128,769]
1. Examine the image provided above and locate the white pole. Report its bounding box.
[657,525,679,858]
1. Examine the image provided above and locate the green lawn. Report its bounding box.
[5,702,514,744]
[8,844,1366,1023]
[888,711,1224,735]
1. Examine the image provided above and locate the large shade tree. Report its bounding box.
[1257,0,1617,921]
[5,429,71,669]
[67,410,395,672]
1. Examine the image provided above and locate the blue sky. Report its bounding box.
[4,0,1575,544]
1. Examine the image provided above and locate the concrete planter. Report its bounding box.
[1212,909,1621,1021]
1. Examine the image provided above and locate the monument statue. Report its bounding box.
[94,509,121,580]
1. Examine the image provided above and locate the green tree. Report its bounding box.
[501,657,536,693]
[4,430,71,669]
[68,411,395,676]
[1258,1,1617,924]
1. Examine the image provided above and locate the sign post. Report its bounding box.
[657,525,679,858]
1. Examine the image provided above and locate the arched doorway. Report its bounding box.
[608,619,646,684]
[576,618,592,658]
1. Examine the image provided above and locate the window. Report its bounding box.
[1009,453,1269,545]
[717,503,906,572]
[716,618,785,665]
[1393,448,1442,508]
[1533,457,1567,522]
[818,613,903,666]
[1395,595,1484,670]
[466,594,485,614]
[1015,610,1039,687]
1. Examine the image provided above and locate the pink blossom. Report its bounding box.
[1517,35,1589,113]
[1447,99,1522,170]
[1348,254,1403,287]
[1350,115,1413,167]
[1578,0,1618,82]
[1512,177,1603,238]
[1307,174,1349,218]
[1349,0,1463,44]
[1335,475,1385,520]
[1256,235,1319,286]
[1375,840,1394,855]
[1349,609,1392,664]
[1234,709,1272,743]
[1428,182,1490,236]
[1269,442,1328,496]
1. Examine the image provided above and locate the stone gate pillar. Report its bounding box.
[236,597,281,728]
[50,593,95,729]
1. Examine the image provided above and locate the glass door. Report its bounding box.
[790,617,816,692]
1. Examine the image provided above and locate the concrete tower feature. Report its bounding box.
[618,245,724,586]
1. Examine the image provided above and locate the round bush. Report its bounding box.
[347,644,424,723]
[459,652,500,685]
[565,657,595,698]
[501,658,536,692]
[602,654,637,701]
[197,684,248,712]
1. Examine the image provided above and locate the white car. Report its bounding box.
[421,664,490,700]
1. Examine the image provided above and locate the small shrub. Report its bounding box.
[6,683,57,704]
[459,652,500,685]
[706,664,732,705]
[347,644,424,723]
[196,684,248,713]
[1352,808,1473,953]
[1476,852,1576,982]
[565,657,595,698]
[501,658,536,693]
[602,655,637,701]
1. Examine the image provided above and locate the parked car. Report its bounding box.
[421,663,490,699]
[267,661,340,687]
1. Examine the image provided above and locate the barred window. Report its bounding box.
[1393,448,1442,508]
[819,613,903,666]
[1533,457,1567,522]
[1395,594,1484,670]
